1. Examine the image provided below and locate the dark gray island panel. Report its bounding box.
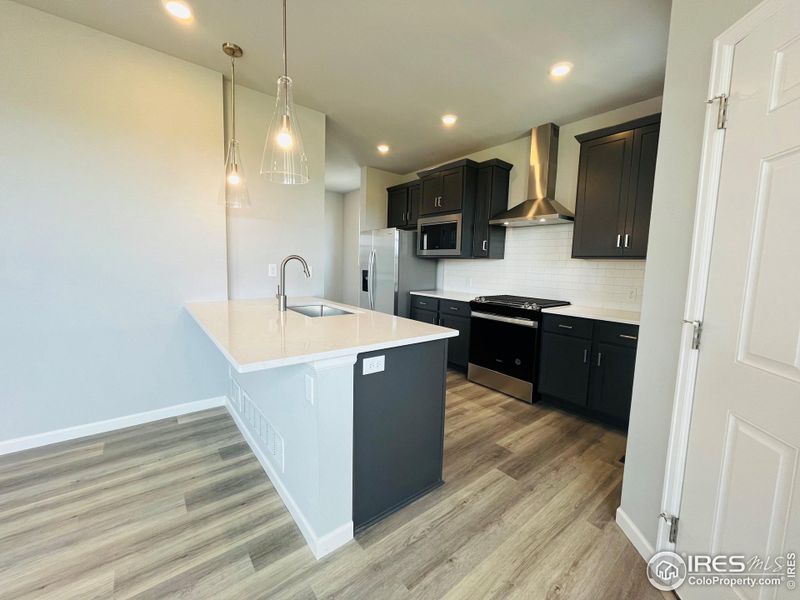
[353,339,447,531]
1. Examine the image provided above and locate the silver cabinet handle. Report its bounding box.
[583,349,588,363]
[449,306,459,311]
[624,233,630,248]
[558,324,573,329]
[482,240,488,251]
[616,234,622,248]
[596,352,603,367]
[418,300,427,306]
[619,334,638,340]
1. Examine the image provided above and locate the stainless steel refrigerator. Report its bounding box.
[359,228,437,317]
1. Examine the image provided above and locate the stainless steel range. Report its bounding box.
[468,295,570,403]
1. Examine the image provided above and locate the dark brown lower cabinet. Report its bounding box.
[409,295,470,371]
[438,313,470,368]
[588,342,637,421]
[537,332,592,407]
[538,314,638,426]
[410,306,437,324]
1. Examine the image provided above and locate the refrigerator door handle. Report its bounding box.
[367,249,376,310]
[369,249,377,310]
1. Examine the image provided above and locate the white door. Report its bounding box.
[678,3,800,599]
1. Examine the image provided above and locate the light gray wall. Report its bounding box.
[225,83,327,300]
[0,1,229,441]
[341,190,361,306]
[323,191,345,302]
[620,0,762,548]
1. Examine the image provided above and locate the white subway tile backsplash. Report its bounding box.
[439,225,645,310]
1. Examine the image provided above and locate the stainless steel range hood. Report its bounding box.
[490,123,575,227]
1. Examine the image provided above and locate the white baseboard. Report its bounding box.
[616,506,655,560]
[224,398,353,559]
[0,396,227,457]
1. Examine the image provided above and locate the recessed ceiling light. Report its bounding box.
[549,61,573,78]
[441,114,458,127]
[164,1,192,21]
[377,144,390,154]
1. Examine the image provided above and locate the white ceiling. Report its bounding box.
[14,0,671,192]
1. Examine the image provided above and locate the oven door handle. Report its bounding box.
[471,311,538,328]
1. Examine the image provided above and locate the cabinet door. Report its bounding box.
[623,124,659,258]
[438,313,469,368]
[407,184,421,229]
[410,307,438,325]
[439,167,464,213]
[537,332,592,406]
[420,175,442,216]
[472,166,492,257]
[572,130,634,258]
[387,188,408,229]
[587,342,636,421]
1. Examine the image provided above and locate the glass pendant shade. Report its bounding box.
[222,138,250,208]
[260,75,309,184]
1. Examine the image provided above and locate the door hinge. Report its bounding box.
[706,94,728,129]
[683,319,703,350]
[660,513,680,544]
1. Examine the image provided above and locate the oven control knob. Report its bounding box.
[476,296,486,303]
[523,302,533,310]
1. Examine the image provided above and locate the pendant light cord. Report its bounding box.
[230,56,236,139]
[282,0,288,78]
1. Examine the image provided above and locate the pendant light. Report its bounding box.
[222,42,250,208]
[260,0,309,184]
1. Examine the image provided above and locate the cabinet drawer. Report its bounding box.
[439,299,470,316]
[594,321,639,347]
[541,314,593,339]
[411,295,439,311]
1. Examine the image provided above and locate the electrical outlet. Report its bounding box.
[305,374,315,406]
[362,355,385,375]
[268,264,277,277]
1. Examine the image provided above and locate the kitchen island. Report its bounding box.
[186,297,456,558]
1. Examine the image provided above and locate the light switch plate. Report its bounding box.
[268,264,277,277]
[362,355,385,375]
[304,374,314,405]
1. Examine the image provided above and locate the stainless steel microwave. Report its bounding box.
[417,214,462,257]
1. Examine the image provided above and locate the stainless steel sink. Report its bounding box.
[288,304,353,318]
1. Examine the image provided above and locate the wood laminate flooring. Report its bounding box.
[0,372,669,599]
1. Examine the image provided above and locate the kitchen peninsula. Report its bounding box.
[186,297,456,558]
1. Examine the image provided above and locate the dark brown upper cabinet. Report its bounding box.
[572,114,660,259]
[386,181,421,230]
[472,160,512,259]
[386,158,510,259]
[418,160,477,216]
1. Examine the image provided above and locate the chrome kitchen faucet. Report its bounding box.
[277,255,311,311]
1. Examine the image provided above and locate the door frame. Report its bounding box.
[657,0,794,552]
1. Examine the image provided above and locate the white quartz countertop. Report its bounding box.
[410,290,477,303]
[410,289,640,325]
[186,297,458,373]
[541,305,641,326]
